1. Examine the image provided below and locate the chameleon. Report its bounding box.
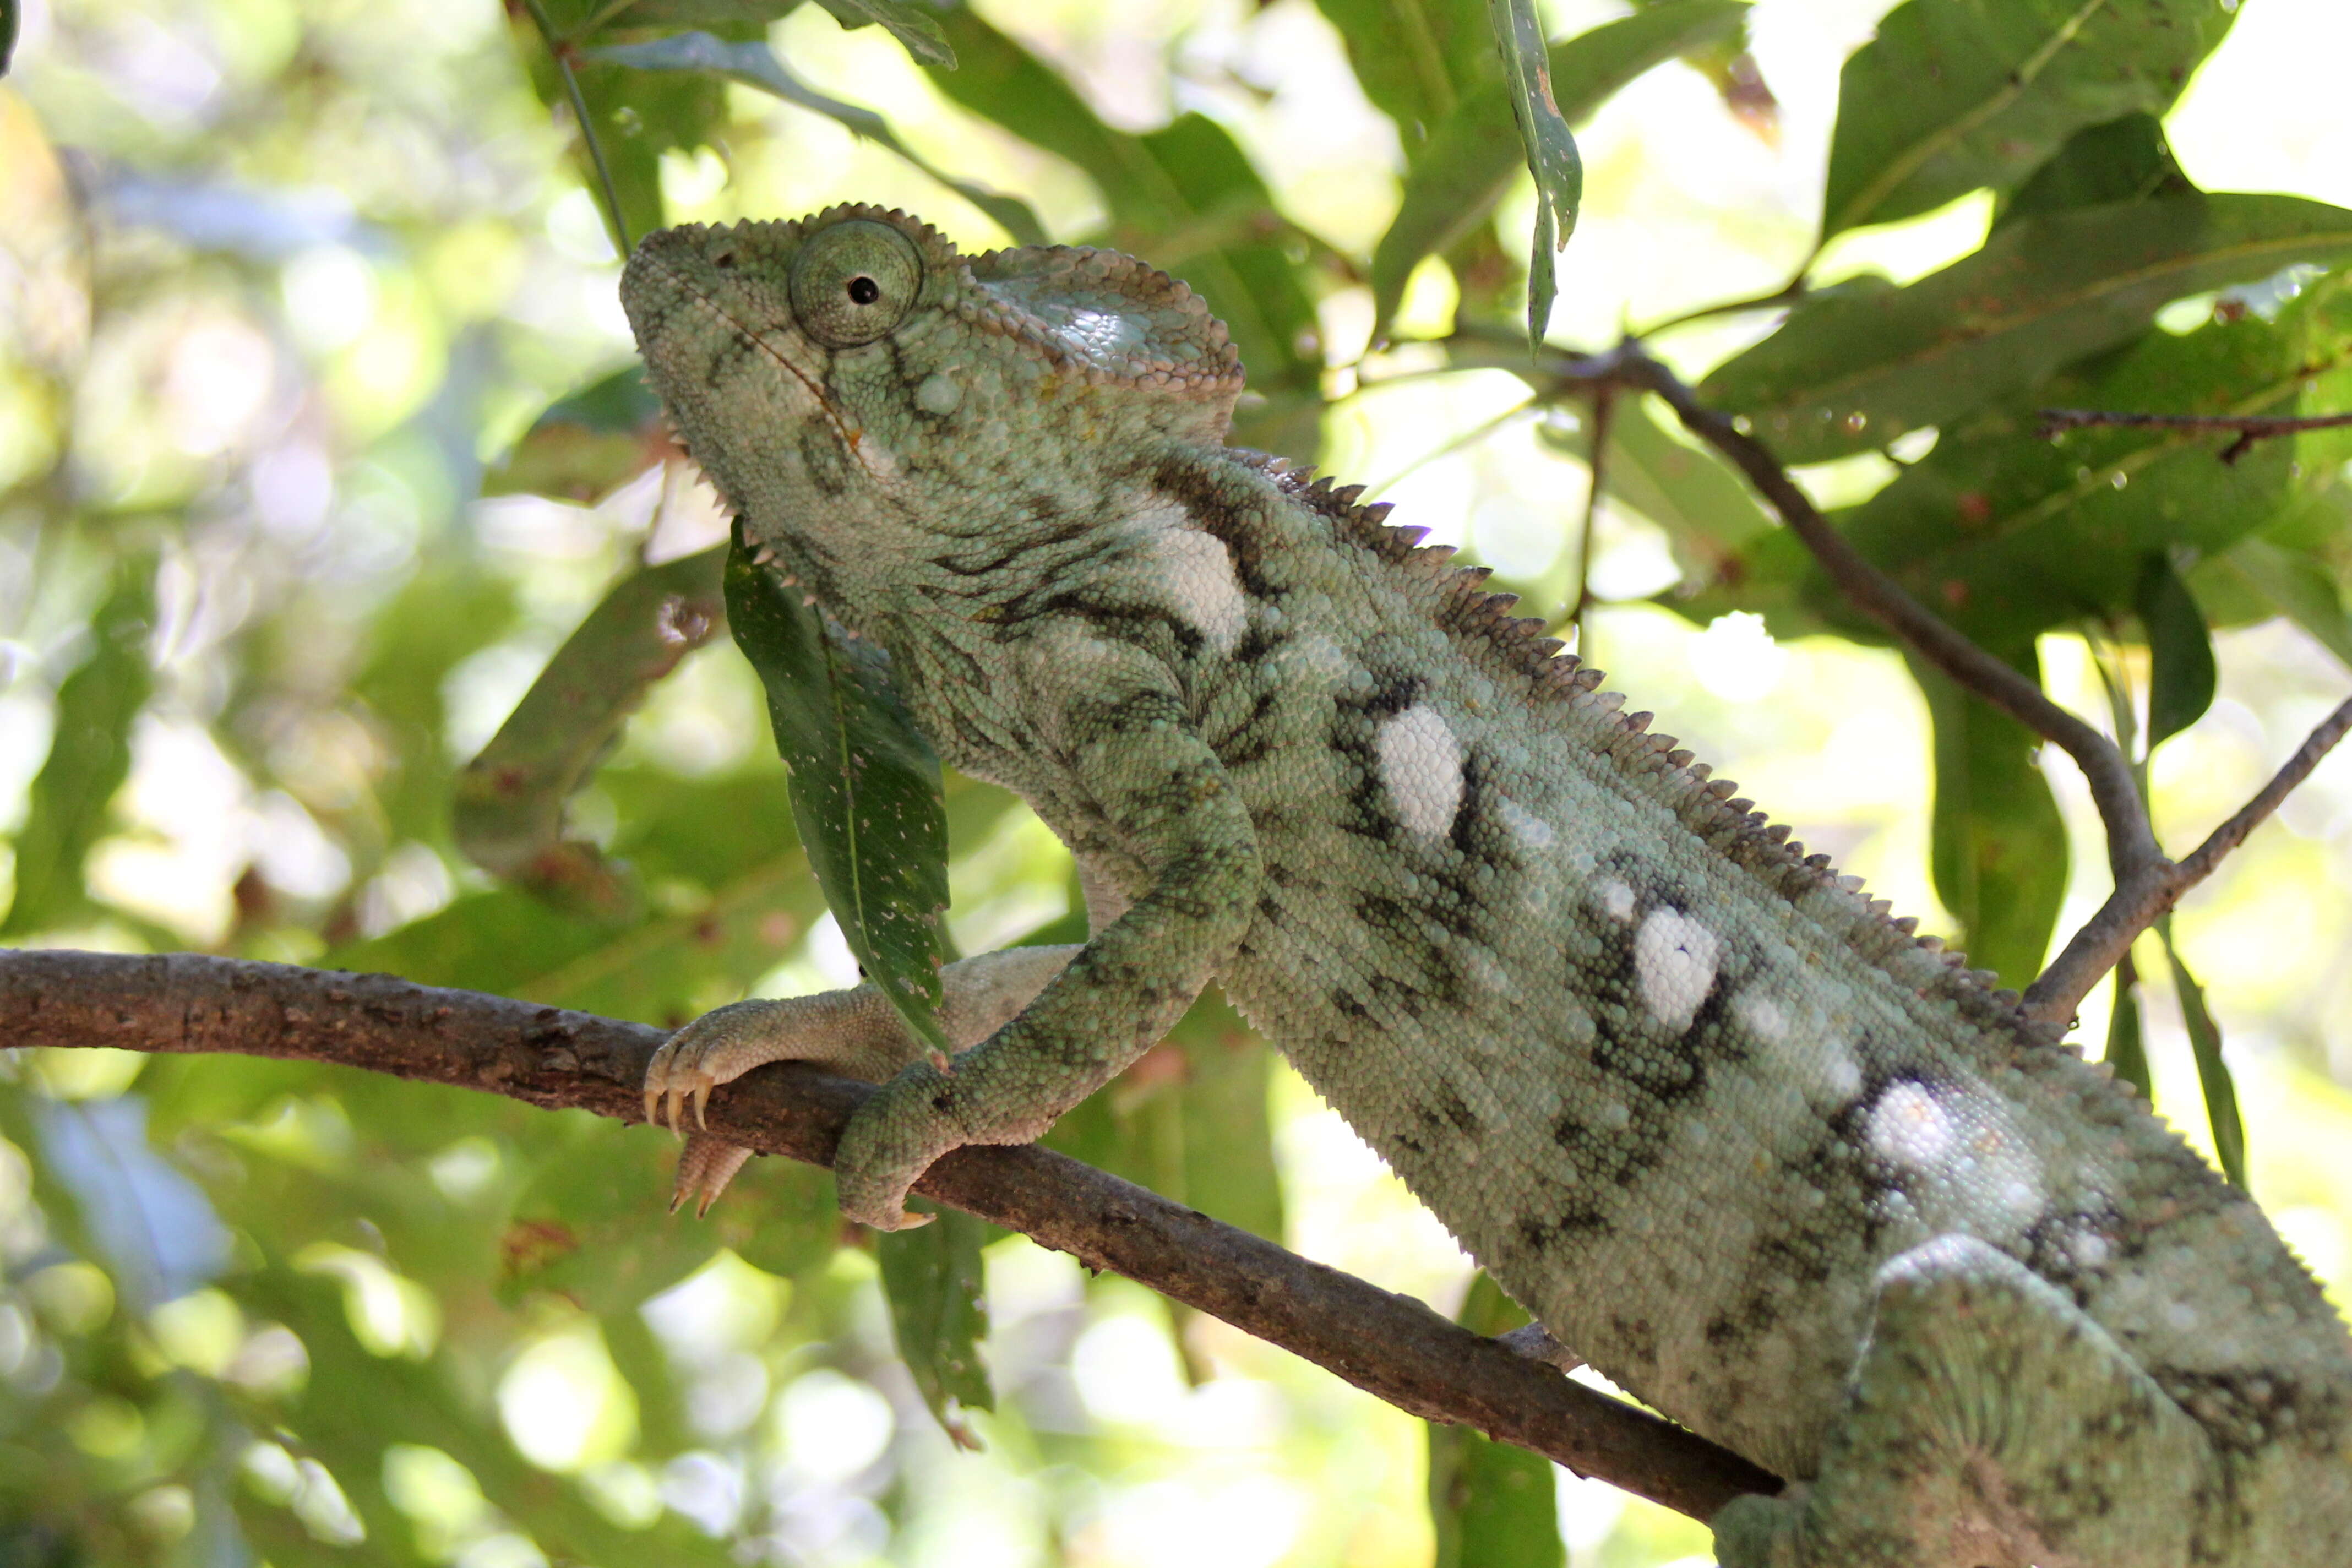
[618,203,2352,1567]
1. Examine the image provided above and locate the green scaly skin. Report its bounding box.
[622,206,2352,1567]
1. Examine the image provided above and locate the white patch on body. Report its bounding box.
[1151,525,1248,655]
[915,372,962,415]
[1375,703,1463,839]
[1497,798,1554,850]
[1869,1081,1954,1168]
[1600,879,1637,923]
[1634,908,1719,1031]
[1733,990,1786,1041]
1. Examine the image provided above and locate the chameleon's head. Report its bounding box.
[621,205,1246,597]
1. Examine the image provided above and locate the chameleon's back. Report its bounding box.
[1130,448,2352,1554]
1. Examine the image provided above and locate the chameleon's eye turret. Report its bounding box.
[789,220,923,347]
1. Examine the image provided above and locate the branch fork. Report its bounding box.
[1509,339,2352,1029]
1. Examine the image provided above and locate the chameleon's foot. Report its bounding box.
[1709,1489,1806,1568]
[644,998,807,1134]
[831,1061,962,1230]
[671,1134,755,1217]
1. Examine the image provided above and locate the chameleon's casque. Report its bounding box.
[622,205,2352,1567]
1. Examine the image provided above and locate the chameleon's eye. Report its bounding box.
[788,220,922,347]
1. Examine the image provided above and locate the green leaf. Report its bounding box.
[499,1109,837,1313]
[1912,643,2069,993]
[1370,3,1746,338]
[1811,266,2352,646]
[2,0,18,79]
[811,0,954,69]
[2135,552,2217,749]
[725,526,950,1052]
[876,1206,994,1444]
[1427,1272,1561,1568]
[514,9,737,254]
[1821,0,2234,240]
[1703,194,2352,465]
[2158,919,2244,1186]
[589,33,1044,245]
[1311,0,1494,143]
[924,13,1322,450]
[1996,111,2194,231]
[1482,0,1582,349]
[1537,391,1772,587]
[3,559,152,937]
[453,544,728,917]
[2206,533,2352,667]
[2104,954,2151,1099]
[481,363,665,501]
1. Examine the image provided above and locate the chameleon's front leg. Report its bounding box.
[835,676,1261,1229]
[647,944,1081,1213]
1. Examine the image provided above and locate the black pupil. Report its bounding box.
[847,275,881,305]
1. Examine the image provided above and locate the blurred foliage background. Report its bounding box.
[5,0,2352,1564]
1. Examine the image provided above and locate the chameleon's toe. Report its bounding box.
[644,1008,754,1135]
[671,1134,755,1217]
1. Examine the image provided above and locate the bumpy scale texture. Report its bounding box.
[622,206,2352,1567]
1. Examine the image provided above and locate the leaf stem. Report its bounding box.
[521,0,633,256]
[2038,406,2352,464]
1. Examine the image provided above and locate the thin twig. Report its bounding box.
[1569,384,1614,652]
[2038,407,2352,465]
[521,0,632,256]
[1443,332,2352,1030]
[2027,693,2352,1022]
[0,948,1779,1523]
[1534,342,2162,879]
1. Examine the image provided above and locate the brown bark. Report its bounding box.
[0,946,1778,1523]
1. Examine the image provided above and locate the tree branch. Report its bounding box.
[2024,693,2352,1023]
[1438,331,2352,1030]
[2038,407,2352,465]
[0,946,1778,1524]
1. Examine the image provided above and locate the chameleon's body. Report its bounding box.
[620,206,2352,1567]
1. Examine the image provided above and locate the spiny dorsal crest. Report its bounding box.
[1253,455,2060,1053]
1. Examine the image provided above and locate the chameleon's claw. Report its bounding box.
[670,1135,754,1217]
[692,1080,710,1130]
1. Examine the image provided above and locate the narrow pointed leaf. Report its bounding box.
[1822,0,2234,240]
[876,1205,994,1445]
[2104,954,2151,1099]
[1483,0,1582,349]
[454,543,727,917]
[2159,919,2244,1186]
[2135,552,2217,749]
[725,525,950,1052]
[1371,3,1746,337]
[1912,644,2069,992]
[591,33,1041,244]
[1428,1272,1561,1568]
[3,560,152,936]
[1703,194,2352,465]
[812,0,954,69]
[481,362,665,500]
